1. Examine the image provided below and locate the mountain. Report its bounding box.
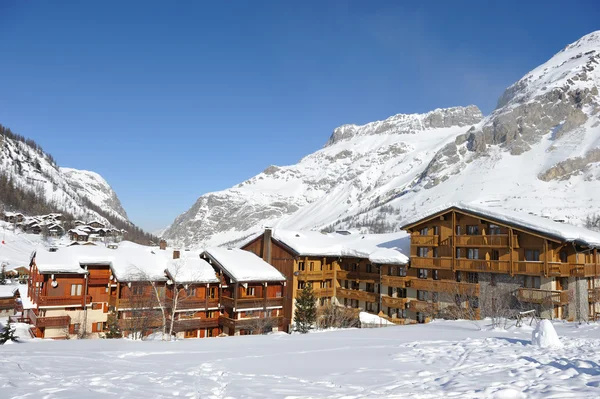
[0,128,128,224]
[163,31,600,248]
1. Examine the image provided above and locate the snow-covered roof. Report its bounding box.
[401,202,600,248]
[166,252,219,284]
[32,241,173,281]
[202,247,286,283]
[0,284,18,298]
[268,229,409,265]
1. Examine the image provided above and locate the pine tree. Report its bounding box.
[0,321,18,344]
[0,264,6,285]
[103,314,122,339]
[294,284,317,334]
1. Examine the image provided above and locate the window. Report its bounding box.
[456,248,462,258]
[388,286,394,296]
[366,264,373,273]
[431,292,439,303]
[489,224,501,235]
[190,288,197,297]
[417,290,428,301]
[352,263,358,272]
[432,269,439,280]
[456,225,462,235]
[455,271,462,283]
[132,285,144,296]
[433,247,438,258]
[185,330,197,338]
[559,251,568,263]
[209,287,217,299]
[490,274,497,287]
[418,269,428,279]
[433,226,439,236]
[398,288,407,298]
[524,276,541,289]
[525,250,540,262]
[309,262,314,271]
[298,262,305,271]
[320,281,327,289]
[246,287,256,296]
[469,296,479,309]
[366,283,375,293]
[417,247,429,257]
[491,250,499,261]
[467,248,479,260]
[416,312,426,324]
[467,225,480,235]
[96,322,103,332]
[351,281,360,290]
[466,272,478,284]
[298,281,306,290]
[399,266,407,277]
[420,227,429,236]
[366,302,375,312]
[320,262,323,271]
[207,311,216,318]
[70,284,83,296]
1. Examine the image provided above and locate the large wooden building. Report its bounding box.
[401,204,600,322]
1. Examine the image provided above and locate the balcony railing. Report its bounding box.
[455,259,510,273]
[410,257,453,270]
[336,288,377,303]
[221,296,284,310]
[88,276,110,285]
[571,263,599,277]
[517,288,568,305]
[514,261,544,276]
[454,235,509,247]
[406,300,438,313]
[296,270,334,281]
[382,296,408,309]
[336,270,380,282]
[381,275,411,288]
[379,314,416,325]
[38,295,92,307]
[218,315,284,330]
[36,315,71,328]
[167,299,219,310]
[169,318,219,332]
[313,288,334,297]
[589,287,600,303]
[411,235,439,246]
[408,279,480,296]
[108,296,164,310]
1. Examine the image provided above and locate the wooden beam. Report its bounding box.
[508,228,514,276]
[543,239,548,277]
[452,211,456,272]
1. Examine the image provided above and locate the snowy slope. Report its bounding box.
[0,133,129,223]
[2,320,600,397]
[163,30,600,248]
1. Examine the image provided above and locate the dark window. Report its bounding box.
[467,248,479,260]
[466,272,478,284]
[525,250,540,262]
[489,224,501,235]
[456,225,461,235]
[432,269,439,280]
[420,227,429,236]
[433,247,439,257]
[388,286,393,296]
[456,248,462,258]
[433,226,439,236]
[559,251,568,263]
[366,283,375,293]
[298,262,305,271]
[455,271,462,283]
[417,290,428,301]
[491,250,500,261]
[431,292,439,303]
[418,247,429,257]
[398,267,407,277]
[309,262,314,271]
[490,274,497,287]
[418,269,428,279]
[352,263,358,272]
[467,225,479,235]
[366,264,372,273]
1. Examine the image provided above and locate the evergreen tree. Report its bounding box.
[103,314,122,339]
[0,264,6,285]
[0,321,18,345]
[294,284,317,334]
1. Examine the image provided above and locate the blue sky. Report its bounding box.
[0,1,598,231]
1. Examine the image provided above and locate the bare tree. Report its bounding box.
[121,280,164,340]
[478,284,521,329]
[317,303,359,329]
[245,309,279,334]
[438,285,481,330]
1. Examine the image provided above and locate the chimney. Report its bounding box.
[262,227,272,264]
[159,239,167,250]
[173,250,180,260]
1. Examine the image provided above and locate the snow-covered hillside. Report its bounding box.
[0,133,129,223]
[163,30,600,248]
[2,319,600,397]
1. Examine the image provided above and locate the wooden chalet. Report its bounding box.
[0,285,18,317]
[88,220,106,229]
[401,204,600,322]
[3,212,24,224]
[69,229,89,242]
[202,247,287,335]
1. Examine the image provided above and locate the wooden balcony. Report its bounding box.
[381,275,411,288]
[336,288,377,303]
[118,318,164,330]
[109,296,164,310]
[408,279,480,296]
[218,315,284,330]
[547,263,571,276]
[313,288,334,297]
[88,275,110,285]
[406,300,438,313]
[169,299,220,310]
[513,261,544,276]
[455,259,510,273]
[170,318,219,332]
[381,296,408,309]
[380,314,416,325]
[36,315,71,328]
[571,263,600,277]
[38,295,92,307]
[296,270,335,281]
[221,296,284,310]
[410,257,453,270]
[517,288,568,305]
[588,288,600,303]
[411,235,439,246]
[454,235,509,247]
[336,270,379,282]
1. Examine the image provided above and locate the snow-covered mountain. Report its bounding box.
[0,132,129,224]
[163,31,600,248]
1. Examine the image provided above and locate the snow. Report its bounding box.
[359,311,394,326]
[2,320,600,397]
[203,247,286,282]
[401,202,600,248]
[270,229,409,264]
[532,319,563,348]
[0,284,18,299]
[165,252,219,284]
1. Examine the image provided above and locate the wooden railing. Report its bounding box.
[588,288,600,303]
[221,296,284,310]
[296,270,335,281]
[408,279,480,296]
[36,315,71,328]
[88,276,110,285]
[547,263,571,276]
[455,259,510,273]
[380,314,416,325]
[218,315,284,330]
[454,235,509,247]
[411,235,439,246]
[170,299,220,310]
[381,275,411,288]
[410,257,453,270]
[336,270,379,282]
[108,296,164,310]
[406,300,438,312]
[336,288,377,303]
[169,318,219,332]
[514,261,544,276]
[38,295,92,307]
[571,263,599,277]
[517,288,568,305]
[382,296,408,309]
[313,288,334,297]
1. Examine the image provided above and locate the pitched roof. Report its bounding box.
[166,252,219,284]
[401,202,600,248]
[202,247,286,283]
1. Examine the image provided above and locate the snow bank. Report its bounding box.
[531,320,563,348]
[359,311,394,326]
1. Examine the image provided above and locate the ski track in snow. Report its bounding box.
[2,321,600,398]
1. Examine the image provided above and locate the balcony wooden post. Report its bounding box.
[263,282,268,312]
[508,228,514,276]
[234,282,239,311]
[452,211,456,272]
[205,283,209,310]
[543,240,548,277]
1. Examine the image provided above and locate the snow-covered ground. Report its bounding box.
[2,320,600,398]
